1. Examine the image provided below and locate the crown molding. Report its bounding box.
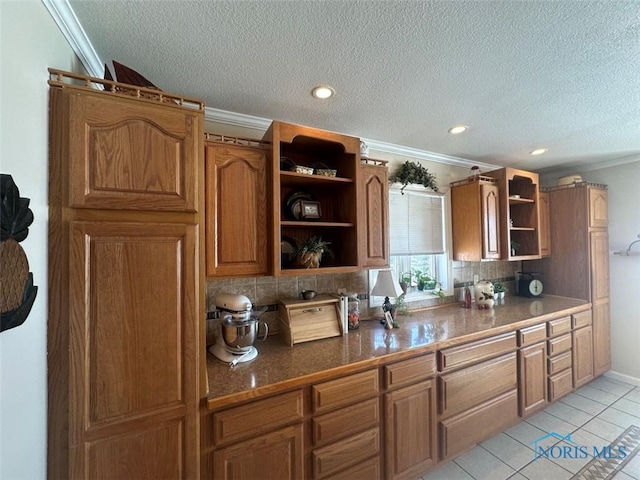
[539,153,640,178]
[204,106,272,131]
[42,0,103,78]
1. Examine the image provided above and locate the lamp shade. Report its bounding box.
[371,269,403,298]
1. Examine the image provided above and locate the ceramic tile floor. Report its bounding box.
[420,376,640,480]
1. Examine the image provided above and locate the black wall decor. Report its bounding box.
[1,174,38,332]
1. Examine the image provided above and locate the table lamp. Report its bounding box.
[370,269,403,314]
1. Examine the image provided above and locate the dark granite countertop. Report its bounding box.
[205,295,589,410]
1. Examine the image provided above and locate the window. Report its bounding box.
[370,186,452,306]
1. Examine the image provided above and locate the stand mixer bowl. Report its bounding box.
[221,314,268,351]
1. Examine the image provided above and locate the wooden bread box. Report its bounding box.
[278,295,344,346]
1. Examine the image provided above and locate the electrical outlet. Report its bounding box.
[473,274,479,285]
[337,288,347,295]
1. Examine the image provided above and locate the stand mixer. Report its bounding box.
[209,293,268,365]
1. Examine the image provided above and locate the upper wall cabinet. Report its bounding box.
[486,168,541,260]
[263,121,361,276]
[359,160,390,268]
[450,176,501,261]
[205,136,270,277]
[49,70,203,212]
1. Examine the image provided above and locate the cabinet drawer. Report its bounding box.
[547,316,572,337]
[518,324,547,347]
[312,369,379,414]
[548,351,572,376]
[573,310,592,329]
[212,390,304,446]
[312,427,380,479]
[384,353,436,389]
[439,389,518,460]
[438,332,516,372]
[548,369,573,401]
[326,456,381,480]
[547,333,572,357]
[439,353,517,419]
[312,398,380,447]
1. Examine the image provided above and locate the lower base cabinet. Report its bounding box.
[384,380,437,480]
[518,342,548,416]
[573,325,594,388]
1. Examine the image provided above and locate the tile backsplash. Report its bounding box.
[205,259,521,343]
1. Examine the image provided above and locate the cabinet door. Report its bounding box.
[589,188,608,229]
[593,302,612,376]
[539,191,551,257]
[481,182,501,259]
[359,163,389,268]
[573,326,594,387]
[518,342,547,417]
[591,231,610,303]
[64,90,200,211]
[68,221,199,479]
[385,380,437,480]
[213,425,304,480]
[205,143,269,277]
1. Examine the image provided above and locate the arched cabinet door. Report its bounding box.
[360,163,389,268]
[205,143,269,277]
[64,90,201,212]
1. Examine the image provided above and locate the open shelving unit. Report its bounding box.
[263,121,361,276]
[486,167,541,260]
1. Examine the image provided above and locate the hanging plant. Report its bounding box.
[389,160,438,194]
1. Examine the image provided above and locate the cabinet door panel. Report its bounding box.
[214,425,304,480]
[589,188,608,228]
[593,301,611,376]
[206,144,268,276]
[67,92,199,211]
[481,183,501,259]
[385,380,436,480]
[68,221,199,476]
[519,342,547,417]
[573,326,594,388]
[360,164,389,268]
[539,191,551,257]
[591,231,610,302]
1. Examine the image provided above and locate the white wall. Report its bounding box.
[579,162,640,381]
[0,1,78,478]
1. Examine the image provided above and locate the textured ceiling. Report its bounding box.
[67,0,640,172]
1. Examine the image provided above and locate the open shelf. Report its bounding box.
[281,221,354,228]
[510,227,536,231]
[280,171,354,186]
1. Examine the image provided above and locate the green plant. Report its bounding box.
[493,281,507,293]
[297,236,332,268]
[430,283,446,300]
[389,160,438,194]
[510,240,520,252]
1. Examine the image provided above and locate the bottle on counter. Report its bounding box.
[347,293,360,330]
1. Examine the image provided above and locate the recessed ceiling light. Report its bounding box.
[448,125,468,134]
[530,148,548,156]
[311,86,334,99]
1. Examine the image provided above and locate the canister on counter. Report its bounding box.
[347,293,360,330]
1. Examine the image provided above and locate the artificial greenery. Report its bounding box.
[389,160,438,194]
[297,236,332,268]
[493,281,507,293]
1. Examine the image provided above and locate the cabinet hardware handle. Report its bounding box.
[303,308,323,314]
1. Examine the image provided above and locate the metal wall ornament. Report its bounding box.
[0,174,38,332]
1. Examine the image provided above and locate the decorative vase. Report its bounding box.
[475,280,495,309]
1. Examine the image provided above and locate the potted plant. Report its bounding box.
[297,236,331,268]
[389,160,438,194]
[493,281,507,299]
[510,240,520,256]
[399,271,412,294]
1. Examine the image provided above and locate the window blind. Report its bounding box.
[389,188,445,255]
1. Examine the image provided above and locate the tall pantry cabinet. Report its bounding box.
[527,183,611,377]
[47,71,204,479]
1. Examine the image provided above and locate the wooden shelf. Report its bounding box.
[280,171,354,186]
[510,227,536,231]
[509,197,535,204]
[281,221,354,228]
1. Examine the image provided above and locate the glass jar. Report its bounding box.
[347,294,360,330]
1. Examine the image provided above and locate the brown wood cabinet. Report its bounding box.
[539,191,551,257]
[263,121,361,276]
[204,140,269,277]
[527,183,610,377]
[359,160,390,268]
[485,167,541,260]
[573,325,595,388]
[450,176,501,261]
[518,342,547,416]
[48,73,204,479]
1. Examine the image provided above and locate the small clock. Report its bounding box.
[517,272,544,297]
